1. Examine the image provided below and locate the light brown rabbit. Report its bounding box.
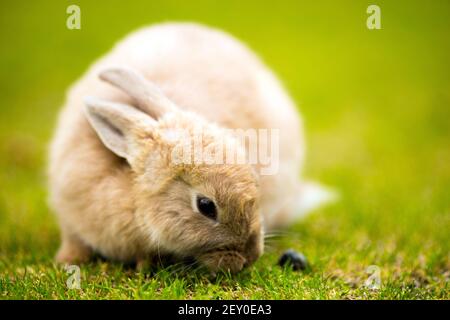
[49,22,333,273]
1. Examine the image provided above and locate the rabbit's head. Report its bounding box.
[84,67,263,273]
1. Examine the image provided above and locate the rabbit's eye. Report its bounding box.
[196,196,217,220]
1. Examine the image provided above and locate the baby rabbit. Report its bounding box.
[49,23,332,273]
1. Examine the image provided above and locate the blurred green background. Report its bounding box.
[0,1,449,299]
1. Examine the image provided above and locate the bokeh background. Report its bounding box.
[0,1,449,299]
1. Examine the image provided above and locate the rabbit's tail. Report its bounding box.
[292,181,338,219]
[264,181,338,230]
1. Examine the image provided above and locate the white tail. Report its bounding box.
[295,181,338,217]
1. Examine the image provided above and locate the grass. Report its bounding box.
[0,0,449,299]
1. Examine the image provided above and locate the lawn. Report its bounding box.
[0,0,449,299]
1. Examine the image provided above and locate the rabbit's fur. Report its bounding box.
[49,23,332,272]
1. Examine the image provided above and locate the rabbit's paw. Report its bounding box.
[55,237,92,264]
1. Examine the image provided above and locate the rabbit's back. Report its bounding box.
[80,23,302,138]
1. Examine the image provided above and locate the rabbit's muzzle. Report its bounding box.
[197,250,247,274]
[196,232,263,273]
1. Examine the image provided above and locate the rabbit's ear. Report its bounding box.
[99,67,177,120]
[84,96,156,166]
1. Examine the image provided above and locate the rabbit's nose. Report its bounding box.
[225,255,246,273]
[198,250,247,273]
[215,251,246,273]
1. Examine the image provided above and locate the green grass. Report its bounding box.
[0,0,449,299]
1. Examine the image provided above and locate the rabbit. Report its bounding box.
[48,22,333,273]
